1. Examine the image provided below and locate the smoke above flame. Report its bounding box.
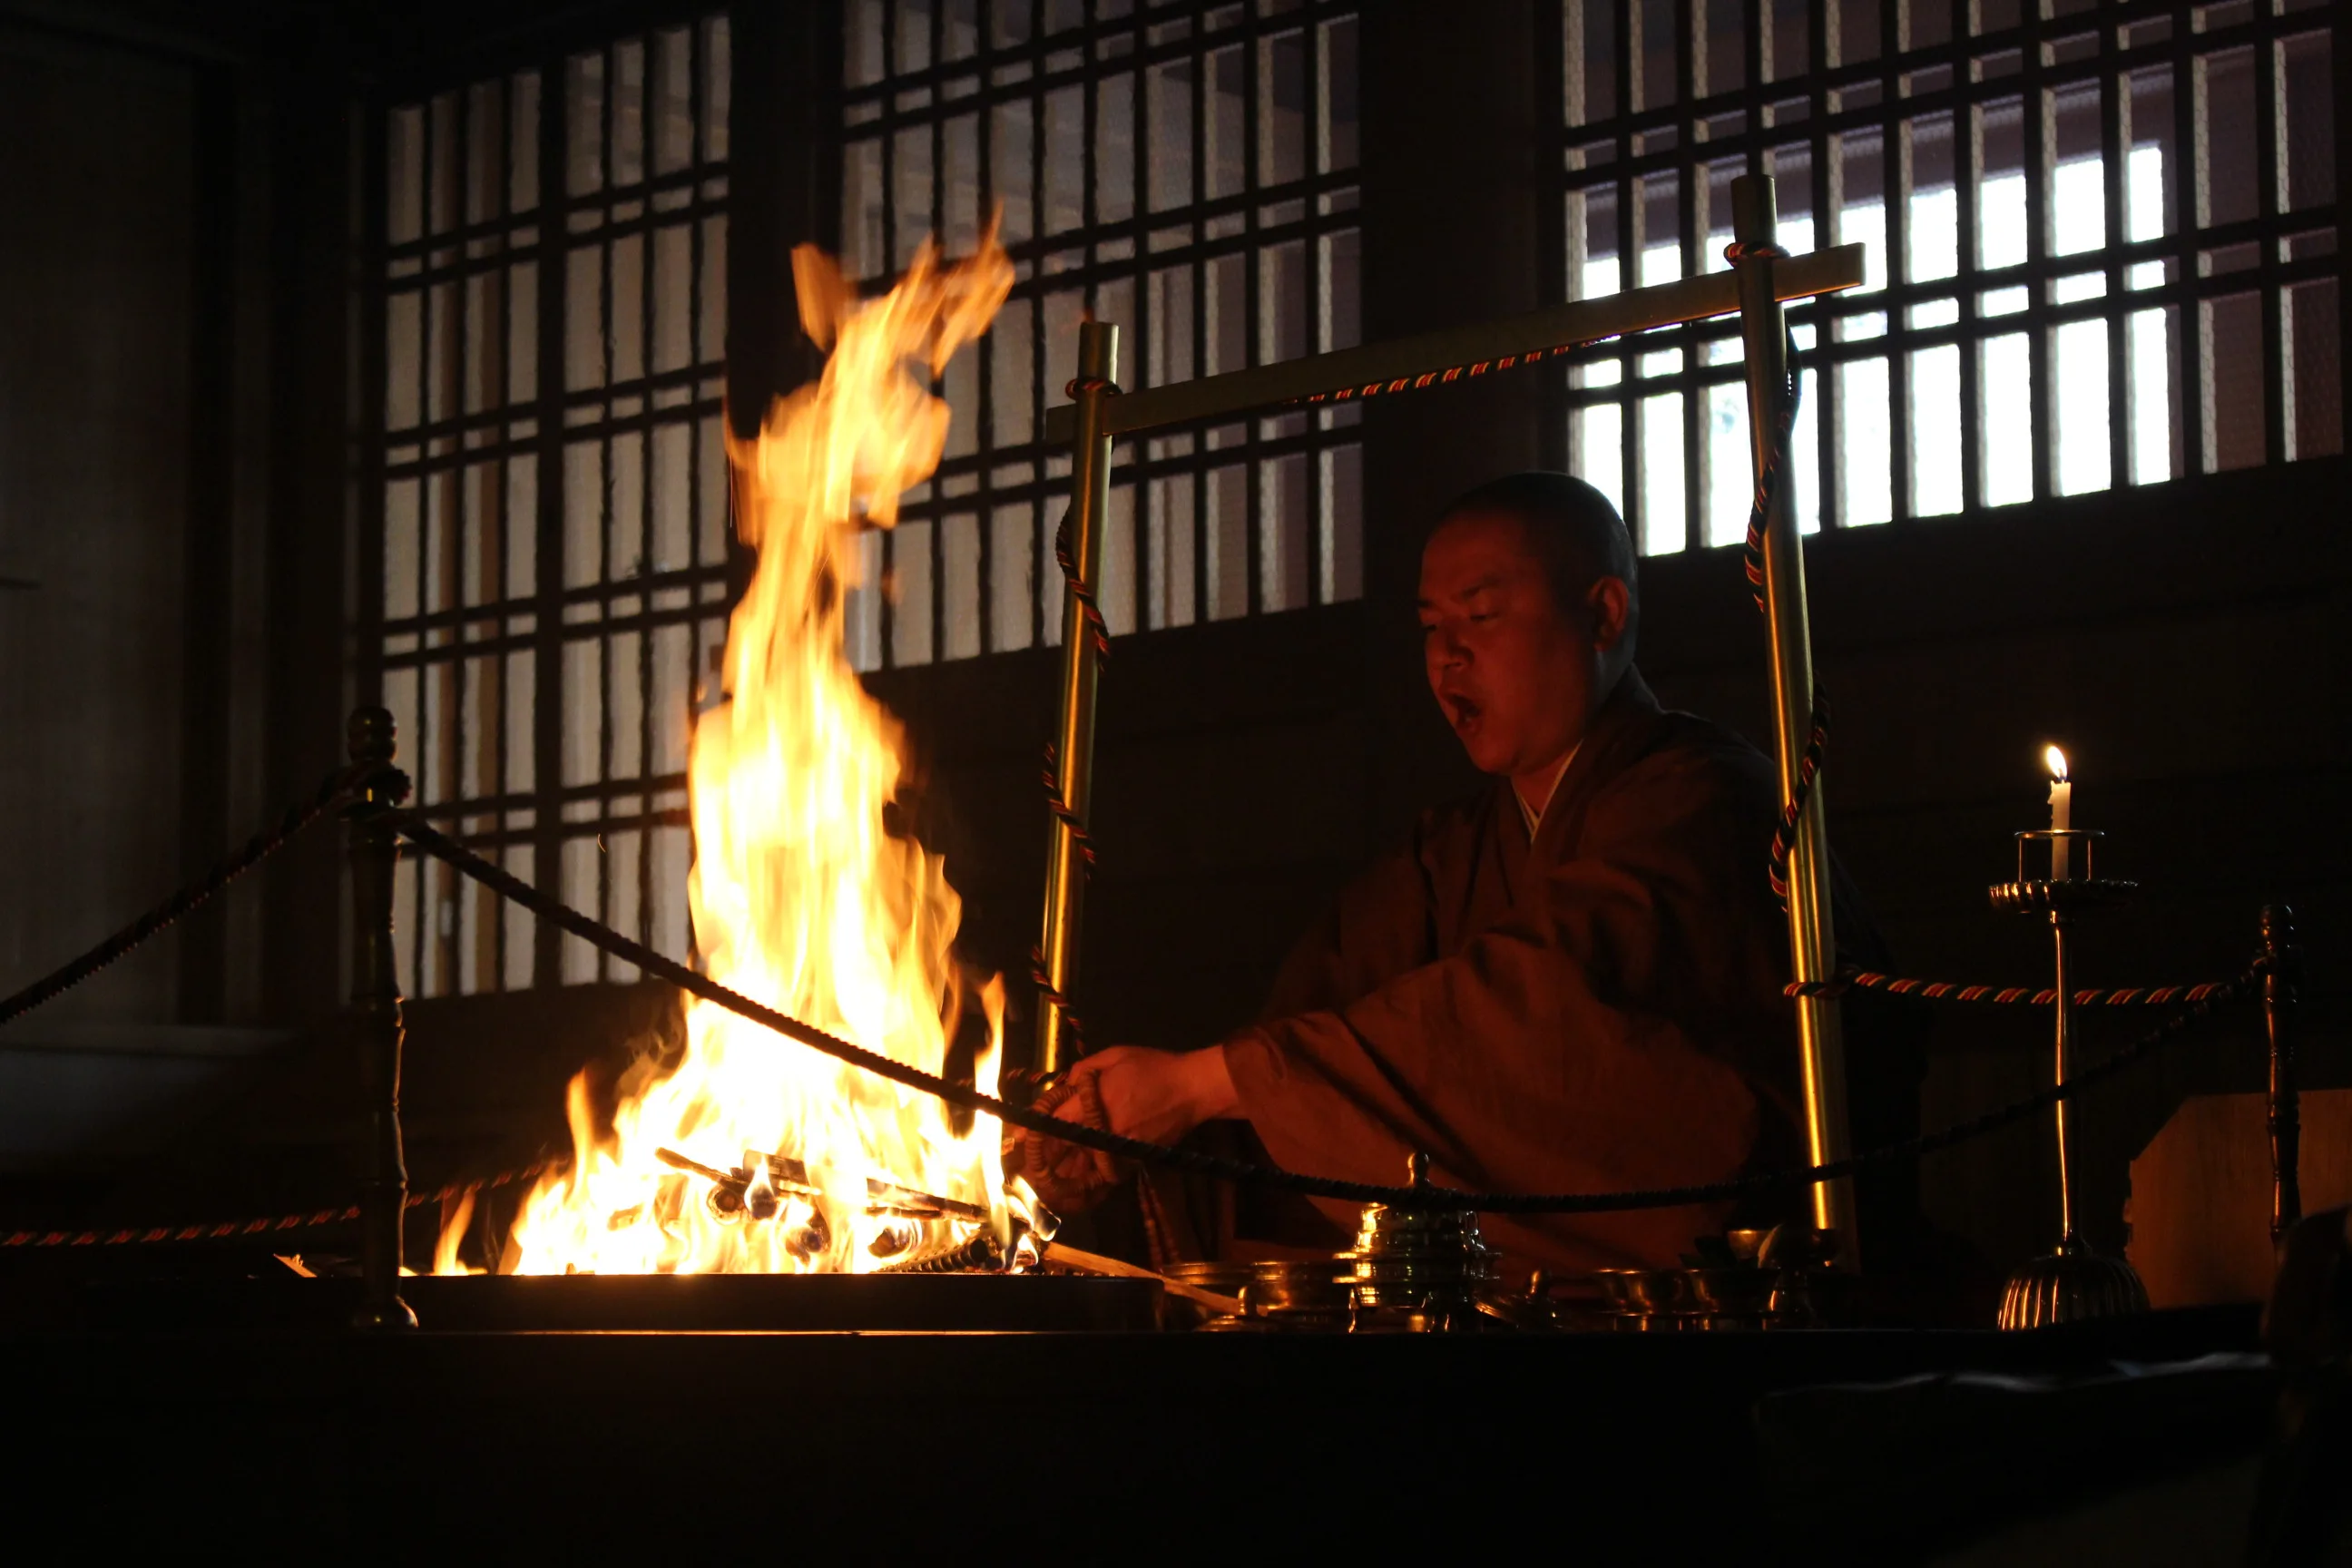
[502,223,1015,1276]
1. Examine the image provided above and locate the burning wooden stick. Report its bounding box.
[865,1177,988,1221]
[655,1146,988,1225]
[1044,1241,1244,1316]
[654,1147,740,1189]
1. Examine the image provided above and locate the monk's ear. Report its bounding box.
[1587,575,1632,652]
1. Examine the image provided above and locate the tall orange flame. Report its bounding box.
[507,225,1014,1275]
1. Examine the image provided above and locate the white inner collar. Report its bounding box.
[1514,747,1577,840]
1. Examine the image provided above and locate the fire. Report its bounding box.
[505,224,1015,1276]
[2044,745,2069,781]
[433,1189,479,1275]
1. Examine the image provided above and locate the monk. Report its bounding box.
[1027,471,1916,1277]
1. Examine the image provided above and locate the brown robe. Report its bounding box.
[1220,667,1844,1276]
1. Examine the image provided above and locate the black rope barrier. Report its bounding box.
[0,760,2263,1240]
[393,811,2263,1217]
[0,764,360,1030]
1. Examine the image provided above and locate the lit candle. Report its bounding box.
[2044,745,2073,880]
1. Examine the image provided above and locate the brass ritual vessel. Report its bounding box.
[1991,828,2151,1330]
[1179,1155,1555,1333]
[1169,1259,1353,1333]
[1592,1224,1842,1331]
[1177,1169,1856,1335]
[1341,1162,1502,1332]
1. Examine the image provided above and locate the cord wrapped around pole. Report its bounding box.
[1032,320,1120,1078]
[1730,174,1857,1265]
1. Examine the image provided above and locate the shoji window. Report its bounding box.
[368,17,732,996]
[838,0,1367,670]
[1553,0,2338,554]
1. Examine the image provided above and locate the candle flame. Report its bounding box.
[2043,745,2069,782]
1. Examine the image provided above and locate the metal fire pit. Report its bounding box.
[399,1272,1160,1332]
[56,1269,1161,1335]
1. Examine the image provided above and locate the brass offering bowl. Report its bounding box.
[1249,1259,1353,1318]
[1167,1259,1354,1332]
[1592,1268,1690,1316]
[1161,1260,1258,1330]
[1684,1267,1776,1320]
[1592,1230,1840,1330]
[1161,1260,1256,1297]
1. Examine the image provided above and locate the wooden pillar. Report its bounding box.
[728,0,840,442]
[1357,0,1547,828]
[262,15,358,1031]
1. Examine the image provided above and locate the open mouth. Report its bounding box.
[1444,692,1483,731]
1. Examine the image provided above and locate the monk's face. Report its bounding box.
[1417,511,1627,782]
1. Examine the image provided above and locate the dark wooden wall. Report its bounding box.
[0,5,345,1203]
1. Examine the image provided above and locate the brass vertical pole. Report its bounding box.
[347,707,416,1329]
[1034,321,1120,1076]
[2050,913,2079,1247]
[2262,904,2301,1244]
[1729,176,1857,1265]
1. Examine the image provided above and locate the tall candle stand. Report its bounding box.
[1988,827,2152,1329]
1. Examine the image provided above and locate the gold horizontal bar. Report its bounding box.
[1042,242,1866,446]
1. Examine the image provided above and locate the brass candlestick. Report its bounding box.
[1989,828,2150,1330]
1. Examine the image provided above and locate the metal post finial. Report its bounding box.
[347,705,416,1330]
[1730,174,1777,248]
[348,704,394,766]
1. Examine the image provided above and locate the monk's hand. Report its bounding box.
[1060,1044,1238,1147]
[1006,1071,1123,1216]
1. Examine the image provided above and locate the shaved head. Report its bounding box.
[1417,471,1638,789]
[1434,471,1639,655]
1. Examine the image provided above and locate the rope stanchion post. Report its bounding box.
[1034,318,1119,1078]
[2264,904,2302,1243]
[346,708,416,1330]
[1730,174,1857,1268]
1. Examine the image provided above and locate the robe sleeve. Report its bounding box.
[1256,828,1439,1023]
[1221,740,1793,1227]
